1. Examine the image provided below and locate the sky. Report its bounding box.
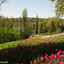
[0,0,56,18]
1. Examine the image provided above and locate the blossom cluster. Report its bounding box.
[30,49,64,64]
[20,36,64,45]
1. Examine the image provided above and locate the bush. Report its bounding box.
[20,28,32,39]
[0,27,4,43]
[8,27,20,41]
[51,31,58,35]
[0,27,20,44]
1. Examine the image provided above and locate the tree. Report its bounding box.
[50,0,64,17]
[39,22,43,33]
[57,19,63,33]
[42,19,48,33]
[49,21,55,34]
[35,15,38,34]
[0,0,7,6]
[20,8,32,39]
[22,8,28,32]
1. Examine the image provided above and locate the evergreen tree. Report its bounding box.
[35,15,38,34]
[39,22,43,33]
[42,19,48,33]
[49,21,55,34]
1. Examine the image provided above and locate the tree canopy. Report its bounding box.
[50,0,64,18]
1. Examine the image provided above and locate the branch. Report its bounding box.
[0,0,7,6]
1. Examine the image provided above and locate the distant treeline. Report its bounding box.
[0,16,64,43]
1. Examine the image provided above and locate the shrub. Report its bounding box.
[8,27,20,41]
[0,27,4,43]
[51,31,58,35]
[20,28,32,39]
[0,27,20,44]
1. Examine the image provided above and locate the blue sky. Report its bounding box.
[0,0,56,18]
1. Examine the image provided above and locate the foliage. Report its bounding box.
[0,27,20,44]
[51,31,58,35]
[20,28,32,39]
[22,8,28,32]
[42,17,64,34]
[50,0,64,17]
[49,21,56,34]
[42,19,48,33]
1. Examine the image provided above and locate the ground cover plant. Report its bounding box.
[0,35,64,64]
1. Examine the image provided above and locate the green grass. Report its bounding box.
[0,41,21,50]
[0,34,64,50]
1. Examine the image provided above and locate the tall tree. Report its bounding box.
[42,19,48,33]
[22,8,28,32]
[50,0,64,17]
[35,15,38,34]
[39,22,43,33]
[49,21,55,34]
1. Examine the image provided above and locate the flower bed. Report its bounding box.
[0,36,64,64]
[30,49,64,64]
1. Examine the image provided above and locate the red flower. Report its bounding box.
[17,43,20,45]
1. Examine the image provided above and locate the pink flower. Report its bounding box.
[30,61,33,64]
[37,59,40,62]
[56,61,59,64]
[49,39,51,42]
[55,49,58,51]
[49,60,52,64]
[54,55,57,59]
[62,51,64,54]
[59,59,62,61]
[34,60,37,63]
[53,40,55,42]
[59,55,62,58]
[62,55,64,57]
[41,57,44,61]
[48,63,51,64]
[50,57,53,60]
[60,62,63,64]
[45,58,49,61]
[49,55,51,58]
[59,50,62,53]
[51,54,54,58]
[45,54,48,57]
